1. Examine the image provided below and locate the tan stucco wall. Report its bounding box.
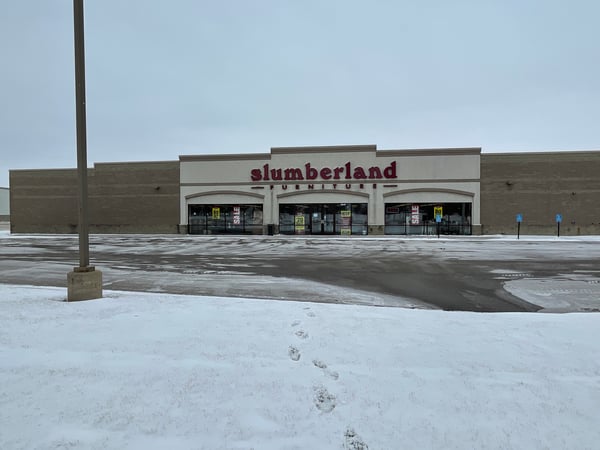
[180,145,481,233]
[480,151,600,235]
[9,161,180,233]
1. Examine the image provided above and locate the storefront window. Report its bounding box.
[279,203,368,235]
[189,204,263,234]
[384,202,472,235]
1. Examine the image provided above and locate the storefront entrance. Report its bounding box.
[310,205,335,234]
[279,203,368,235]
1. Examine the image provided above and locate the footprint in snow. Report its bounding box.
[288,346,301,361]
[313,359,327,369]
[344,428,369,450]
[295,330,309,339]
[313,386,336,413]
[291,320,301,327]
[313,359,339,380]
[303,306,316,317]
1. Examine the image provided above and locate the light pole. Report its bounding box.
[67,0,102,301]
[74,0,89,268]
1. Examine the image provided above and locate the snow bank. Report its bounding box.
[1,284,599,449]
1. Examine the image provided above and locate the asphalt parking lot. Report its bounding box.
[2,233,599,312]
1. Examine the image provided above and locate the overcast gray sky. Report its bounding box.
[1,0,599,187]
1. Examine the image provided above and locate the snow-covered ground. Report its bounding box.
[1,284,600,449]
[2,231,600,447]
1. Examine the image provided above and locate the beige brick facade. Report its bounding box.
[481,152,600,236]
[9,161,179,233]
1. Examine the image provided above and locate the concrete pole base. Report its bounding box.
[67,266,103,301]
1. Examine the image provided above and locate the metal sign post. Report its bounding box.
[516,213,523,239]
[556,214,562,238]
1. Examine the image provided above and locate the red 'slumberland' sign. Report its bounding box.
[251,161,397,182]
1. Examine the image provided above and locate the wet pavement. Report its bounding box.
[1,233,599,311]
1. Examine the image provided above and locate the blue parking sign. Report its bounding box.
[556,214,562,223]
[516,213,523,223]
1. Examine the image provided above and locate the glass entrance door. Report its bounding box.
[279,203,368,235]
[311,205,335,234]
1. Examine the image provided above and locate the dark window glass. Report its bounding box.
[279,203,368,235]
[384,202,472,235]
[188,204,263,235]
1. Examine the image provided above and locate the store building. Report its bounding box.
[180,145,480,235]
[9,161,179,234]
[480,150,600,236]
[8,145,600,236]
[0,187,9,222]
